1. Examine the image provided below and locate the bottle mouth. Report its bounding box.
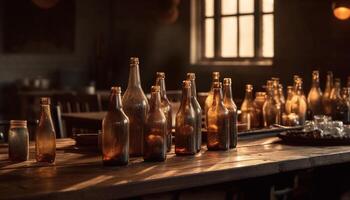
[10,120,27,128]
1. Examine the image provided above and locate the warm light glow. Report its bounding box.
[334,6,350,20]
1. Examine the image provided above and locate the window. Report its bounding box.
[191,0,274,66]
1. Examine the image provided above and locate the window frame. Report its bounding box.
[190,0,274,66]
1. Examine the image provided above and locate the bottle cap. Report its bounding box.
[223,78,232,85]
[246,84,253,91]
[130,57,139,65]
[182,80,191,88]
[212,82,221,88]
[40,97,51,105]
[151,85,160,92]
[156,72,165,79]
[212,72,220,80]
[10,120,27,128]
[111,86,122,94]
[186,73,196,80]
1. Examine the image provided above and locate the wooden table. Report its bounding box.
[2,137,350,199]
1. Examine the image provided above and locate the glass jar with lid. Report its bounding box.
[8,120,29,162]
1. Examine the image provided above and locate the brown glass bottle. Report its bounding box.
[175,80,197,155]
[122,57,149,157]
[205,72,220,128]
[254,92,266,128]
[36,97,56,163]
[223,78,238,149]
[330,79,350,123]
[323,71,334,116]
[290,78,307,125]
[144,86,167,162]
[102,87,129,166]
[155,72,172,152]
[263,81,281,127]
[342,87,350,124]
[240,84,259,130]
[285,86,294,114]
[187,73,202,152]
[278,84,286,113]
[307,70,323,117]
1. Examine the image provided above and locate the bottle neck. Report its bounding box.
[158,78,168,99]
[181,87,192,105]
[213,87,223,106]
[326,75,333,89]
[41,105,51,117]
[150,92,162,111]
[312,77,320,88]
[190,79,198,97]
[223,84,233,101]
[244,90,253,101]
[109,93,123,111]
[128,64,141,88]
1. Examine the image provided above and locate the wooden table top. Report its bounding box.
[2,137,350,200]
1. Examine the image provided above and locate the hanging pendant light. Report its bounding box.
[333,0,350,20]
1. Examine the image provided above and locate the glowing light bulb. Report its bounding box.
[334,6,350,20]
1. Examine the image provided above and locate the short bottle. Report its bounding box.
[36,97,56,163]
[155,72,173,152]
[143,86,167,162]
[205,72,220,127]
[175,80,197,155]
[223,78,238,149]
[187,73,202,152]
[240,84,259,130]
[307,70,323,117]
[323,71,334,116]
[102,87,129,166]
[8,120,29,162]
[285,86,294,114]
[254,92,267,128]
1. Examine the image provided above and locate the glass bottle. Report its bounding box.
[263,81,281,127]
[8,120,29,162]
[36,97,56,163]
[272,78,282,124]
[290,78,307,125]
[144,86,167,162]
[254,92,266,128]
[175,80,197,155]
[307,70,323,117]
[278,84,286,113]
[102,87,129,166]
[223,78,238,149]
[205,72,220,127]
[122,57,149,157]
[323,71,334,116]
[330,79,349,123]
[187,73,202,152]
[155,72,172,152]
[285,86,294,114]
[240,84,259,130]
[207,82,230,150]
[342,87,350,124]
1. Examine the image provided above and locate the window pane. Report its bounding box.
[239,15,254,57]
[222,0,237,15]
[205,18,214,58]
[221,17,237,57]
[263,0,274,13]
[239,0,254,13]
[262,14,274,57]
[205,0,214,17]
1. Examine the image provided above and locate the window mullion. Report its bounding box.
[237,0,240,57]
[214,0,221,58]
[254,0,262,58]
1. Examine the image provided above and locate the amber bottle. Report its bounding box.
[205,72,220,127]
[223,78,238,149]
[240,84,259,130]
[307,70,323,117]
[155,72,172,152]
[278,84,286,113]
[330,79,350,123]
[290,78,307,125]
[102,87,129,166]
[175,80,197,155]
[36,97,56,163]
[144,86,167,162]
[342,87,350,124]
[122,57,149,156]
[187,73,202,152]
[323,71,334,116]
[285,86,294,114]
[254,92,266,128]
[263,81,281,127]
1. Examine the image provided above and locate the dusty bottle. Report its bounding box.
[323,71,334,116]
[8,120,29,162]
[254,92,266,128]
[330,79,350,123]
[240,84,259,130]
[207,82,230,150]
[36,97,56,163]
[223,78,238,149]
[263,81,281,127]
[307,70,323,117]
[122,57,149,156]
[175,80,197,155]
[285,86,294,114]
[102,87,129,166]
[290,78,307,125]
[187,73,202,152]
[144,86,167,162]
[155,72,172,152]
[205,72,220,127]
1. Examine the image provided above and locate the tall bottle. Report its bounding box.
[285,86,294,114]
[223,78,238,149]
[254,92,266,128]
[155,72,172,152]
[307,70,323,117]
[187,73,202,152]
[240,84,259,130]
[278,84,286,113]
[122,57,149,156]
[290,78,307,125]
[272,78,282,124]
[144,86,167,162]
[207,82,230,150]
[323,71,334,116]
[175,80,197,155]
[205,72,220,127]
[102,87,129,166]
[263,81,281,127]
[330,79,349,123]
[36,97,56,163]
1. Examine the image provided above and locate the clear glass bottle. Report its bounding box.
[254,92,266,128]
[307,70,323,117]
[205,72,220,127]
[175,80,197,155]
[207,82,230,150]
[223,78,238,149]
[102,87,129,166]
[323,71,334,116]
[8,120,29,162]
[187,73,202,152]
[263,81,281,127]
[144,86,167,162]
[36,97,56,163]
[285,86,294,114]
[122,57,149,156]
[155,72,172,152]
[240,84,259,130]
[290,78,308,125]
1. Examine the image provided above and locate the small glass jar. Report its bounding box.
[8,120,29,162]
